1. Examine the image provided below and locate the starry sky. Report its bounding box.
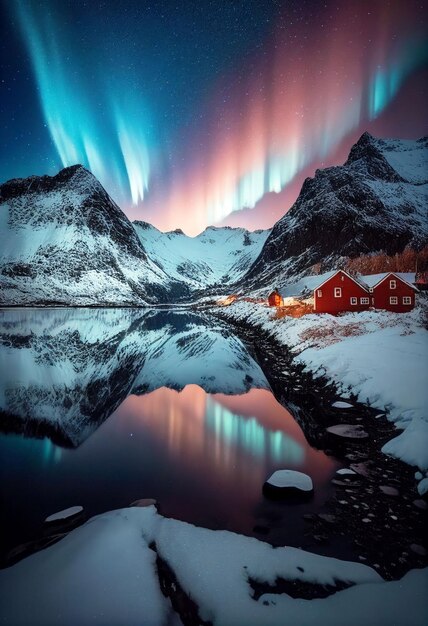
[1,0,427,235]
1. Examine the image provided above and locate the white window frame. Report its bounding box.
[317,289,322,297]
[360,297,369,305]
[389,296,398,305]
[390,279,396,289]
[402,296,411,305]
[334,287,342,298]
[350,297,357,305]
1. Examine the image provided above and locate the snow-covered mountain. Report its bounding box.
[133,222,269,291]
[0,165,177,305]
[1,133,426,304]
[241,133,428,293]
[0,308,268,447]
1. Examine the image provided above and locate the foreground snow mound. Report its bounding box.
[0,508,169,626]
[217,300,428,485]
[0,165,175,305]
[0,507,427,626]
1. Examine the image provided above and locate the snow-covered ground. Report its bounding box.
[215,299,428,493]
[1,506,427,626]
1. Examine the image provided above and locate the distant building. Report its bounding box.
[415,271,428,291]
[268,289,282,307]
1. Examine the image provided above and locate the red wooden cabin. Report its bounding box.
[368,273,417,312]
[313,270,370,314]
[268,289,282,307]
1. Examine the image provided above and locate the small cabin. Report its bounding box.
[268,289,282,307]
[362,272,417,312]
[415,271,428,291]
[313,270,370,314]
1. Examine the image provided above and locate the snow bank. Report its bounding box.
[1,507,427,626]
[0,507,169,626]
[216,301,428,482]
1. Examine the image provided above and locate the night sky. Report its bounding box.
[1,1,427,235]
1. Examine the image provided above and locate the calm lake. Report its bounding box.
[0,308,339,562]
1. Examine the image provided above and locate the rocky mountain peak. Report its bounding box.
[240,133,428,292]
[345,133,404,183]
[0,164,98,202]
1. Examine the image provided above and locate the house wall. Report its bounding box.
[372,276,415,312]
[314,272,370,313]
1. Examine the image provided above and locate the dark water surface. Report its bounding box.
[0,308,339,561]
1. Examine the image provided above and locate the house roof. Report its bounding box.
[274,270,418,299]
[278,271,337,298]
[313,269,369,292]
[361,272,417,290]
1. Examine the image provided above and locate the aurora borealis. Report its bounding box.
[1,1,427,235]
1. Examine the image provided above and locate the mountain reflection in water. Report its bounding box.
[0,308,338,559]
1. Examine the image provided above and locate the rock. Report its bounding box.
[336,468,357,476]
[332,401,354,409]
[263,470,313,499]
[350,463,371,477]
[45,506,83,524]
[129,498,157,508]
[379,486,399,496]
[413,499,428,510]
[313,534,329,544]
[318,514,336,524]
[327,424,369,439]
[410,544,427,556]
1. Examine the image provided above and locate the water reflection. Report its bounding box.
[206,399,304,464]
[0,307,268,446]
[0,309,338,559]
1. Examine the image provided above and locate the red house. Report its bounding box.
[363,272,417,312]
[313,270,370,314]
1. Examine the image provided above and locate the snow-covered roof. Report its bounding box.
[276,270,417,297]
[278,271,337,297]
[361,272,416,288]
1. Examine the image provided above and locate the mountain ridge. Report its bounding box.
[239,132,428,294]
[1,132,426,304]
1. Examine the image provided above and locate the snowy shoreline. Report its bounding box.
[212,300,428,495]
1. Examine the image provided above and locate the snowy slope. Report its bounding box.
[134,221,269,291]
[241,133,428,295]
[1,506,427,626]
[0,166,176,305]
[0,308,268,446]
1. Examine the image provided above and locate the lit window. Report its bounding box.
[403,296,411,305]
[317,289,322,297]
[360,297,369,304]
[350,297,357,305]
[390,280,396,289]
[334,287,342,298]
[390,296,398,305]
